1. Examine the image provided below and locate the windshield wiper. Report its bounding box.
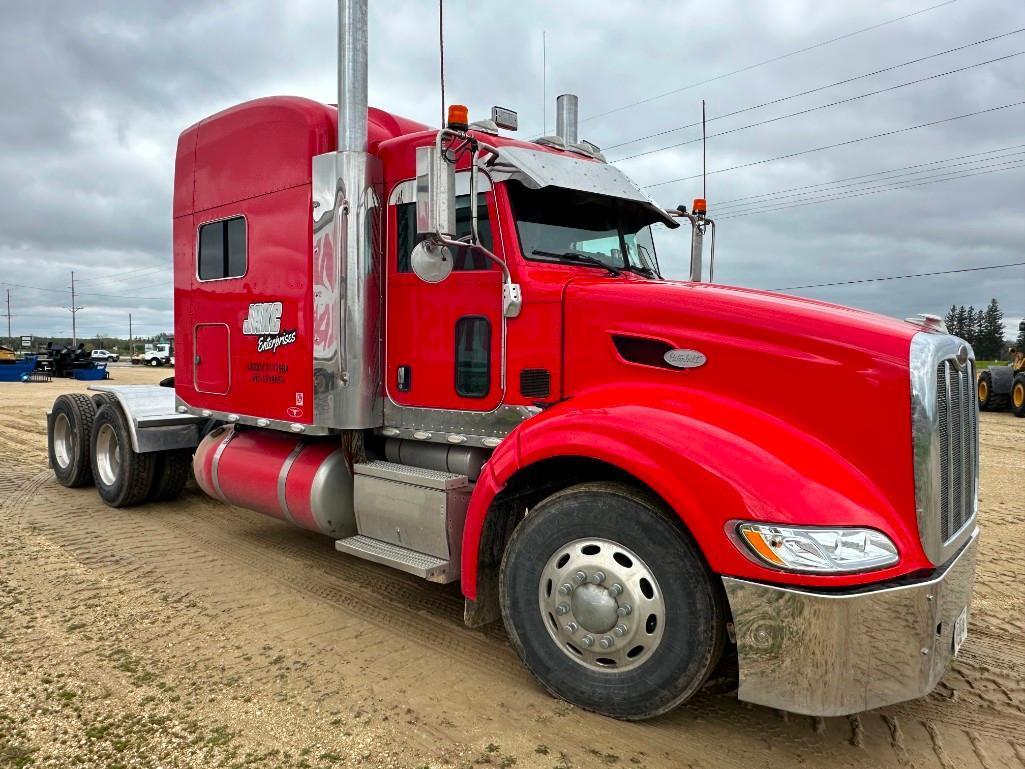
[531,249,621,276]
[623,264,657,278]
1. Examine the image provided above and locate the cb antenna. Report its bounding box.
[701,98,707,201]
[439,0,446,125]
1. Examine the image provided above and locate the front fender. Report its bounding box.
[461,383,927,599]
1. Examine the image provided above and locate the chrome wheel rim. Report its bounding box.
[53,413,73,469]
[538,538,665,672]
[95,423,121,487]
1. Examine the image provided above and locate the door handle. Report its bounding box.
[194,355,201,364]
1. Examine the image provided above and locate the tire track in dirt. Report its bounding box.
[3,388,1024,768]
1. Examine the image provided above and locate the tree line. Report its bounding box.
[943,299,1010,360]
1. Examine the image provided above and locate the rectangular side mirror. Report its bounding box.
[415,145,455,237]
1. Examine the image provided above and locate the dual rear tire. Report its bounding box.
[48,395,191,506]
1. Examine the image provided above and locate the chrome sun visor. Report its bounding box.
[486,146,678,228]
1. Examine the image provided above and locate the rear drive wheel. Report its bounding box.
[1012,375,1025,418]
[48,394,96,487]
[90,404,155,507]
[499,482,724,720]
[148,449,192,502]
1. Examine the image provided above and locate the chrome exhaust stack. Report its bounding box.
[555,94,579,145]
[311,0,382,429]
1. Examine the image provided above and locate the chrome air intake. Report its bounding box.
[910,332,979,565]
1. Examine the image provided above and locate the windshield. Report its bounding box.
[506,181,659,276]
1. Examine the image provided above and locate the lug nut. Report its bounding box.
[566,621,579,633]
[617,603,632,617]
[581,634,595,648]
[599,636,614,650]
[614,624,628,637]
[556,603,570,616]
[590,571,606,585]
[608,583,624,597]
[559,583,573,595]
[573,571,587,584]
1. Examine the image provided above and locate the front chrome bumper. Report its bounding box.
[722,528,979,717]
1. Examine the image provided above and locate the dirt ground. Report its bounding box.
[0,367,1023,769]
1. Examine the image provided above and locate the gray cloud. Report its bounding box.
[1,0,1022,342]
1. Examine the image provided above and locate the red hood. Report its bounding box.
[561,278,922,518]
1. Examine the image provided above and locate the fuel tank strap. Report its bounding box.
[209,427,238,502]
[277,442,307,526]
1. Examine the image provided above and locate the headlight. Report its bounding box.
[732,522,899,573]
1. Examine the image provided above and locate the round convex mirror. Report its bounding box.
[411,240,454,284]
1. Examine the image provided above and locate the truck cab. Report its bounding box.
[47,0,979,722]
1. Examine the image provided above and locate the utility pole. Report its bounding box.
[67,271,84,347]
[129,313,133,357]
[3,289,10,347]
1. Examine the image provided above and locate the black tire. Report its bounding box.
[499,482,725,720]
[1012,375,1025,418]
[48,393,96,488]
[90,404,156,508]
[149,357,160,367]
[148,449,192,502]
[977,370,1008,411]
[90,392,116,410]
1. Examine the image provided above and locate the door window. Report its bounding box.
[396,194,493,272]
[455,316,491,398]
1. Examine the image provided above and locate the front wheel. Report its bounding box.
[1012,374,1025,418]
[499,482,724,720]
[149,358,160,367]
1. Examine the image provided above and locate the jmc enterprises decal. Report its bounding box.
[242,302,297,353]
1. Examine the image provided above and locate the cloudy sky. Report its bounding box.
[1,0,1022,344]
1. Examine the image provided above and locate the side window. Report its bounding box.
[198,216,246,281]
[455,316,491,398]
[396,194,493,273]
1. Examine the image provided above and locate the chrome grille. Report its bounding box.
[933,358,976,543]
[910,332,978,565]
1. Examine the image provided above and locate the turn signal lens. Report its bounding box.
[733,523,899,573]
[447,104,469,130]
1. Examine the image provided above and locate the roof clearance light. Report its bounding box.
[692,198,707,216]
[447,104,469,131]
[732,522,899,573]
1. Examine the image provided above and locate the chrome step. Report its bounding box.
[335,534,456,583]
[353,460,468,490]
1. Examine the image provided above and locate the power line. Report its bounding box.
[603,28,1025,152]
[613,52,1023,163]
[643,100,1025,188]
[72,265,166,285]
[0,280,170,301]
[711,143,1025,207]
[772,261,1025,291]
[717,153,1025,215]
[579,0,959,125]
[716,159,1025,219]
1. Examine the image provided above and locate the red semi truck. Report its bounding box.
[46,1,978,720]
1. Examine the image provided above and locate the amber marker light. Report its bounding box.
[692,198,707,216]
[447,104,469,131]
[741,527,787,567]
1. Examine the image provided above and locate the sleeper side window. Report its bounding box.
[198,216,247,280]
[455,316,491,398]
[396,194,493,273]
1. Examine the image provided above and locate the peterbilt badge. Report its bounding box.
[664,349,707,369]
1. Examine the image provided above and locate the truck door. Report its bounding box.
[385,177,504,412]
